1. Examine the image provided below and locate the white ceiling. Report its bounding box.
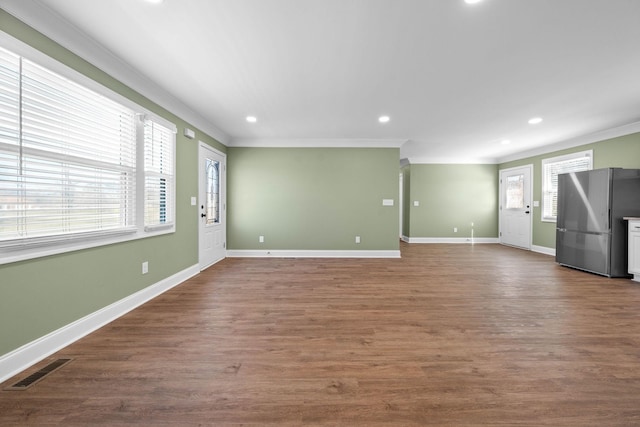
[3,0,640,163]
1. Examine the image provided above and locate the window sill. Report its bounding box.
[0,226,175,266]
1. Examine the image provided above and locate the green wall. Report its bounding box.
[403,164,499,239]
[499,132,640,249]
[0,10,225,356]
[228,147,400,251]
[2,6,640,363]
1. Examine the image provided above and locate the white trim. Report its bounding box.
[497,121,640,163]
[399,121,640,166]
[229,138,407,149]
[0,3,229,145]
[406,157,498,165]
[227,250,401,258]
[532,245,556,257]
[0,222,173,266]
[401,237,499,244]
[0,264,200,384]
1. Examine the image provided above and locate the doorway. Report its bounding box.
[499,165,533,250]
[198,142,227,269]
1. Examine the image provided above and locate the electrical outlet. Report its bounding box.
[355,236,361,244]
[142,261,149,274]
[259,235,264,243]
[453,227,458,233]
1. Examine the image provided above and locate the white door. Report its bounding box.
[499,165,532,250]
[199,143,226,269]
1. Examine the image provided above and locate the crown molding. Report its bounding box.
[406,157,498,165]
[229,138,408,149]
[497,120,640,164]
[0,1,230,145]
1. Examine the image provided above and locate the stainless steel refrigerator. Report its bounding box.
[556,168,640,277]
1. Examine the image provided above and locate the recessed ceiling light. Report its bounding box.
[465,0,483,4]
[501,139,511,145]
[528,117,543,125]
[378,116,390,123]
[145,0,164,4]
[246,116,257,123]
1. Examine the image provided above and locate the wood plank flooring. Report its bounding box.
[2,243,640,426]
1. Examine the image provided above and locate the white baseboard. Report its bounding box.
[404,237,500,244]
[227,250,401,259]
[0,264,200,384]
[532,245,556,256]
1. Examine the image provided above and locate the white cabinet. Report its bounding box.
[629,219,640,282]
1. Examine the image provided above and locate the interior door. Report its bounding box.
[199,143,226,269]
[499,165,532,249]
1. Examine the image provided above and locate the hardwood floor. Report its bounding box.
[2,243,640,426]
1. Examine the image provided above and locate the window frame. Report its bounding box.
[0,31,176,265]
[142,117,177,231]
[541,149,593,223]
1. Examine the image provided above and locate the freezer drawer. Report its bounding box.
[556,229,611,276]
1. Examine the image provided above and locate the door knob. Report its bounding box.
[525,211,530,214]
[201,213,206,218]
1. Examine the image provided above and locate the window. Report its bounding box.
[144,119,175,230]
[0,41,176,263]
[541,150,593,222]
[505,174,524,209]
[205,158,220,224]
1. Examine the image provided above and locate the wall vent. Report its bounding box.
[4,358,73,391]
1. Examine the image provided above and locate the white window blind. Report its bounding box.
[0,48,137,246]
[542,150,593,222]
[144,119,175,230]
[1,38,178,263]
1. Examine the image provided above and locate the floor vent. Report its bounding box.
[4,358,73,391]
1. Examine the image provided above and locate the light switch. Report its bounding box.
[413,201,420,207]
[190,197,197,206]
[533,201,540,207]
[382,199,394,206]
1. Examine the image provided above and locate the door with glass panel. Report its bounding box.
[499,165,532,249]
[198,143,226,269]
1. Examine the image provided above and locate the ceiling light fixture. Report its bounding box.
[501,139,511,145]
[246,116,257,123]
[528,117,543,125]
[145,0,164,4]
[464,0,483,4]
[378,116,390,124]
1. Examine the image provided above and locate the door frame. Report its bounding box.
[498,164,533,250]
[399,172,403,238]
[198,141,227,270]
